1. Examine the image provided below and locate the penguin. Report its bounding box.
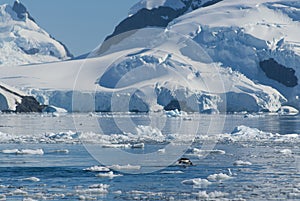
[177,157,193,166]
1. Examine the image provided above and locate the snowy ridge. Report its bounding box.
[0,0,299,113]
[129,0,222,16]
[0,1,72,66]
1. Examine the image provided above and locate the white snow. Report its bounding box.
[233,160,252,166]
[0,0,298,113]
[0,2,71,67]
[96,171,123,178]
[108,164,141,170]
[207,173,232,181]
[193,191,228,199]
[75,184,109,195]
[1,148,44,155]
[279,149,293,155]
[83,165,110,172]
[181,178,212,187]
[161,170,184,174]
[278,106,299,115]
[129,0,186,16]
[22,177,40,182]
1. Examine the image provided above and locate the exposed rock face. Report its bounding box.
[260,58,298,87]
[0,84,46,113]
[97,0,223,55]
[12,0,35,21]
[16,96,46,113]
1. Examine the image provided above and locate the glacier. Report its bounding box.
[0,0,299,113]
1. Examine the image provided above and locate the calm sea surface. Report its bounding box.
[0,113,299,200]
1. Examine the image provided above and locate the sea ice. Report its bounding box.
[22,177,40,182]
[279,149,293,155]
[108,164,141,170]
[207,173,232,181]
[181,178,212,187]
[83,165,110,172]
[96,171,123,178]
[233,160,252,166]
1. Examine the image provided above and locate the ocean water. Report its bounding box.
[0,113,299,200]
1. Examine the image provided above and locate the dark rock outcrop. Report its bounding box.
[0,84,46,113]
[12,0,35,22]
[260,58,298,87]
[97,0,223,55]
[16,96,46,113]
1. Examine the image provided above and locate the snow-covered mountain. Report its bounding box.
[0,1,72,66]
[0,0,299,113]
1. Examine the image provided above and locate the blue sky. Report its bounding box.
[0,0,140,56]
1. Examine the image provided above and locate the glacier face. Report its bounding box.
[0,1,72,67]
[0,0,299,113]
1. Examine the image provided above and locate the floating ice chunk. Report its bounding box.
[2,149,44,155]
[192,148,225,155]
[165,109,186,118]
[96,171,123,178]
[84,166,110,172]
[230,125,275,142]
[113,190,122,194]
[50,149,69,154]
[161,171,184,174]
[22,177,40,182]
[45,131,80,142]
[181,178,211,187]
[136,125,165,142]
[158,148,165,153]
[43,105,67,114]
[76,184,109,195]
[102,144,132,149]
[109,164,141,170]
[207,173,232,181]
[278,106,299,116]
[233,160,252,166]
[1,149,19,154]
[279,149,292,155]
[12,189,28,196]
[22,198,37,201]
[193,191,228,198]
[0,194,6,200]
[17,149,44,155]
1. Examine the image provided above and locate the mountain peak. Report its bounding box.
[12,0,35,21]
[0,1,73,66]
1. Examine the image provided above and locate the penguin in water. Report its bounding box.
[177,157,193,167]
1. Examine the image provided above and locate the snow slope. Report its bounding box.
[0,1,72,66]
[0,0,299,113]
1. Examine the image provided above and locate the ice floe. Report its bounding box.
[192,191,228,199]
[1,149,44,155]
[161,170,184,174]
[279,149,293,155]
[21,177,40,182]
[108,164,141,170]
[233,160,252,166]
[96,171,123,178]
[84,165,110,172]
[76,184,109,195]
[207,173,232,181]
[181,178,212,187]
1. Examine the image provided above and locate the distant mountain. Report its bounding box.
[0,1,73,66]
